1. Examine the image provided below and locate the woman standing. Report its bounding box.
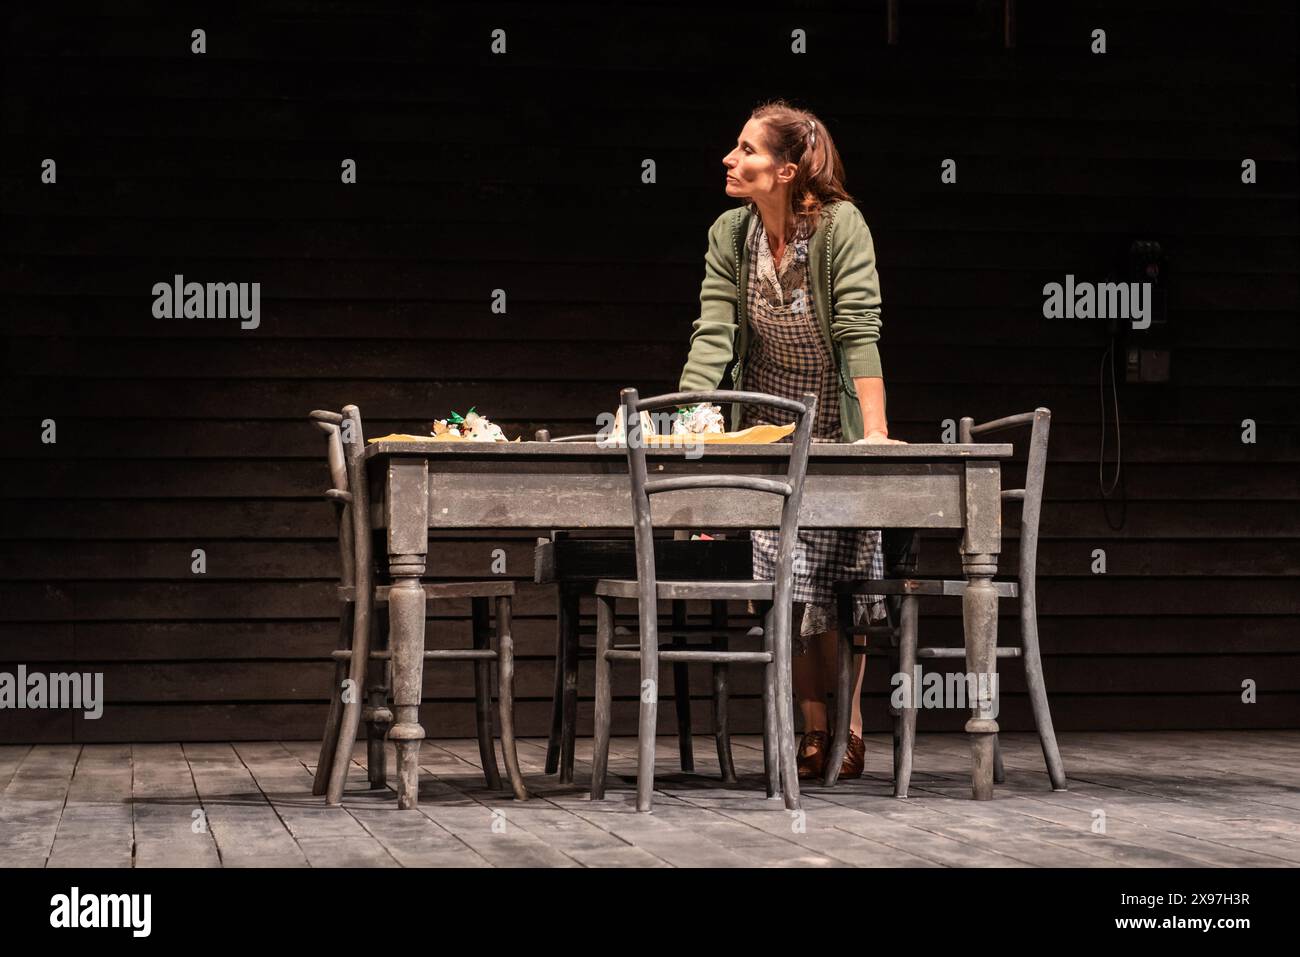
[678,99,906,780]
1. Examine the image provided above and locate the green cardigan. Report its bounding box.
[677,200,884,442]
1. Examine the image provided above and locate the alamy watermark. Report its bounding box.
[50,887,150,937]
[1042,274,1151,329]
[0,666,104,719]
[890,667,999,718]
[594,409,707,460]
[152,274,260,329]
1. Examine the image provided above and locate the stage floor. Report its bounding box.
[3,731,1297,868]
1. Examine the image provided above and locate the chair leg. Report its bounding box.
[471,597,502,790]
[993,733,1005,784]
[875,596,900,783]
[772,598,801,811]
[635,595,660,813]
[1020,589,1068,790]
[559,588,581,785]
[544,586,566,775]
[761,602,779,799]
[590,594,614,800]
[824,592,857,786]
[314,602,354,796]
[880,597,899,780]
[711,600,737,785]
[495,595,528,800]
[327,583,376,806]
[671,601,694,773]
[365,606,393,788]
[895,595,918,799]
[890,643,902,782]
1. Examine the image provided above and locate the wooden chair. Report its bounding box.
[826,408,1067,795]
[308,405,527,804]
[590,387,817,812]
[532,429,756,786]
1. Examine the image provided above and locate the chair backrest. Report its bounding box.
[309,406,370,590]
[618,387,816,612]
[309,410,353,587]
[959,408,1051,592]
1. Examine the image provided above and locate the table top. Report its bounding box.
[363,439,1014,461]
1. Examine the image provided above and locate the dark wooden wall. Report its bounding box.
[3,2,1296,742]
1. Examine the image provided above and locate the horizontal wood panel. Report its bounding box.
[8,336,1298,385]
[4,256,1297,312]
[5,614,1299,663]
[6,301,1300,351]
[6,378,1297,422]
[5,538,1300,581]
[5,181,1300,234]
[0,653,1293,702]
[7,2,1294,61]
[6,53,1297,126]
[2,578,1298,623]
[5,215,1299,273]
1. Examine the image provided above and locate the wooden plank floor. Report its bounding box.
[1,731,1297,867]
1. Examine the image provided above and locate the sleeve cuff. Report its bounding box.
[678,368,713,392]
[844,343,882,378]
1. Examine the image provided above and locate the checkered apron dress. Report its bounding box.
[739,214,888,639]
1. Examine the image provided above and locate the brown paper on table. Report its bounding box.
[643,422,795,445]
[366,423,793,445]
[367,433,521,443]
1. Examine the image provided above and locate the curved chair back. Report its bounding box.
[338,405,372,596]
[959,408,1051,597]
[618,387,817,649]
[309,410,355,588]
[309,405,372,584]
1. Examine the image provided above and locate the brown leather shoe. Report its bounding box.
[838,731,866,779]
[797,730,829,779]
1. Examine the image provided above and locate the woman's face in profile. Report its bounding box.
[723,118,789,200]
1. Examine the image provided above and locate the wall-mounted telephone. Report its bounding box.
[1121,239,1170,384]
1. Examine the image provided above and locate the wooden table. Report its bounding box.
[362,440,1013,809]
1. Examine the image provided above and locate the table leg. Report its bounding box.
[961,463,1002,801]
[386,458,429,810]
[543,587,565,775]
[559,587,580,785]
[388,574,426,808]
[962,562,999,799]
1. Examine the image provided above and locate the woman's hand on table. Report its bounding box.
[855,430,907,445]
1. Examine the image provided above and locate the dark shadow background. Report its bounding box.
[2,1,1297,742]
